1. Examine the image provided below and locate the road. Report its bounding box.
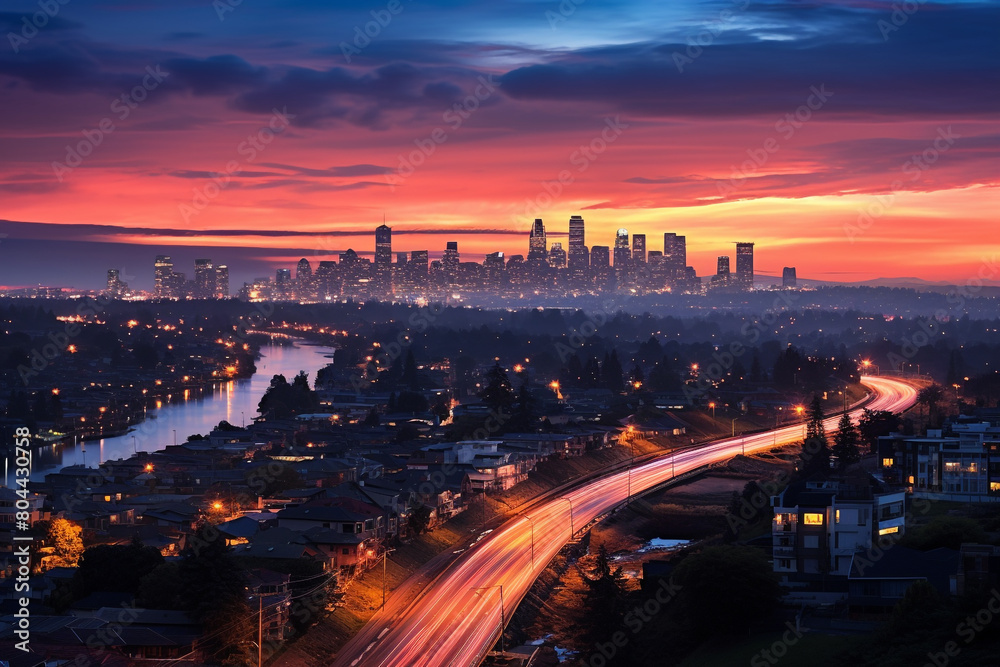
[332,375,918,667]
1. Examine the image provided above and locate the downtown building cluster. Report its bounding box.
[139,256,230,299]
[124,217,798,301]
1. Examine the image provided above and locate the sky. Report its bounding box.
[0,0,997,290]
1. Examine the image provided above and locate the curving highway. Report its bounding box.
[332,375,918,667]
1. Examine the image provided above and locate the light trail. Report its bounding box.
[332,376,918,667]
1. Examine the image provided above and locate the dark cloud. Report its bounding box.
[500,4,1000,119]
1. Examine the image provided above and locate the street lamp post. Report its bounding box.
[473,585,505,656]
[380,546,396,611]
[626,429,635,504]
[132,435,137,455]
[559,497,574,537]
[519,514,535,570]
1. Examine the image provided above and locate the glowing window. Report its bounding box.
[803,513,824,526]
[882,458,893,467]
[835,510,841,524]
[879,526,899,536]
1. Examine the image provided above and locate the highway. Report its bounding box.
[332,375,918,667]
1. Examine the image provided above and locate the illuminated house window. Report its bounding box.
[803,513,824,526]
[882,458,893,467]
[879,526,899,536]
[945,462,960,471]
[990,482,1000,493]
[835,510,841,524]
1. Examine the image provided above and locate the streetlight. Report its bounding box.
[519,514,536,570]
[472,585,505,656]
[558,497,575,537]
[131,435,137,455]
[709,401,716,418]
[861,359,879,375]
[377,545,396,611]
[172,429,177,446]
[625,430,636,504]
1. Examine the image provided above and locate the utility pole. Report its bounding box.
[381,546,396,610]
[473,585,505,656]
[258,595,263,667]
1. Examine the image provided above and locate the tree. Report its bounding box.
[407,500,433,536]
[900,517,987,551]
[509,382,538,432]
[396,390,429,414]
[798,395,830,477]
[402,349,420,390]
[74,539,164,596]
[647,355,681,392]
[480,361,515,413]
[138,562,185,609]
[750,352,764,383]
[673,545,780,638]
[46,518,83,568]
[179,524,252,665]
[918,384,945,427]
[858,409,900,454]
[585,543,628,634]
[832,413,862,469]
[601,351,624,392]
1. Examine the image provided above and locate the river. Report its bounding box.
[25,341,334,481]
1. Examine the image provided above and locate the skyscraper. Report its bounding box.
[375,224,392,293]
[528,219,547,260]
[736,242,755,291]
[590,246,610,268]
[407,250,429,290]
[663,233,687,279]
[782,267,797,289]
[295,258,313,300]
[548,242,567,268]
[569,215,585,252]
[717,256,730,276]
[631,234,646,264]
[106,269,127,298]
[154,255,173,298]
[215,265,229,298]
[296,258,312,281]
[614,229,630,285]
[194,259,214,298]
[443,241,460,284]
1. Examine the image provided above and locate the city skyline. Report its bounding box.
[103,217,764,299]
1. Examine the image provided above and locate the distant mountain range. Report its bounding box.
[755,274,1000,294]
